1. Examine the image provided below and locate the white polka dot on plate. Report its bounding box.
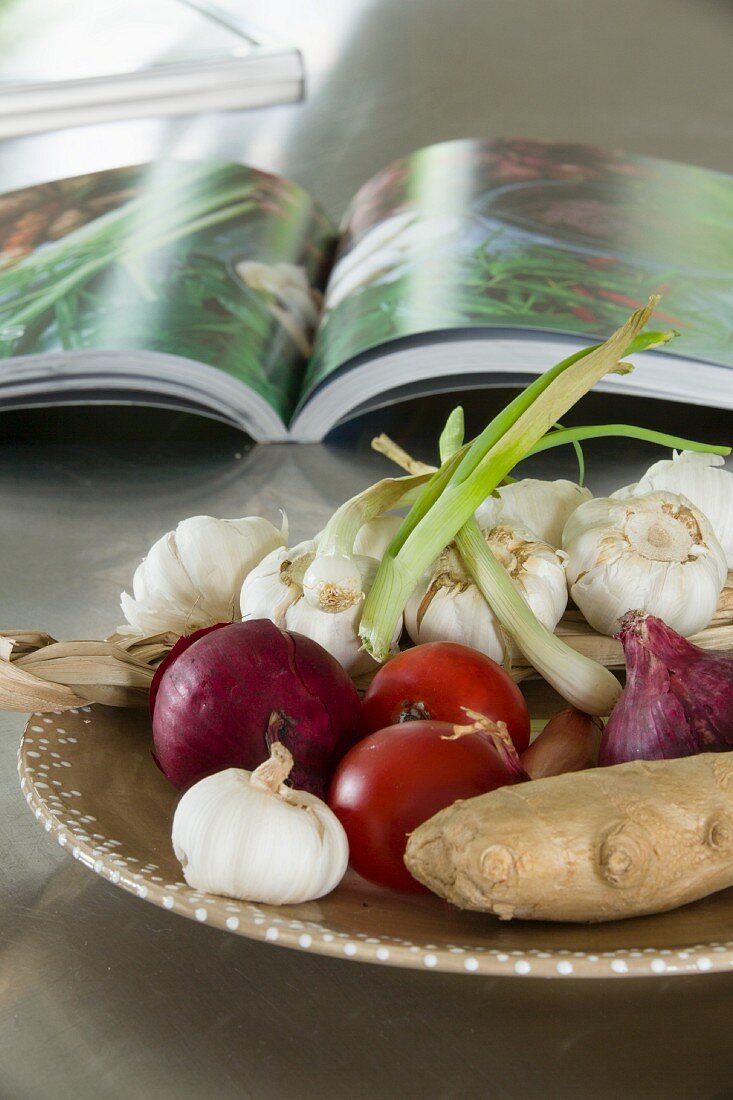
[423,954,438,968]
[696,957,712,972]
[650,959,666,974]
[610,959,628,974]
[376,947,390,962]
[343,942,357,957]
[195,907,207,922]
[265,927,279,942]
[556,961,573,976]
[162,895,174,909]
[514,960,532,975]
[464,957,479,972]
[298,934,312,948]
[227,917,240,931]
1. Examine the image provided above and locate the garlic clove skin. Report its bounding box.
[405,525,568,662]
[119,515,286,636]
[353,514,404,560]
[302,553,368,612]
[241,542,397,676]
[475,479,592,549]
[563,491,728,637]
[405,566,505,662]
[240,540,316,624]
[611,451,733,569]
[172,764,348,905]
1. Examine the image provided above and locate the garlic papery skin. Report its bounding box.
[563,491,728,637]
[119,515,286,636]
[475,479,592,549]
[404,525,568,662]
[302,553,366,612]
[303,515,405,611]
[353,515,404,560]
[611,451,733,569]
[240,541,396,675]
[172,745,348,905]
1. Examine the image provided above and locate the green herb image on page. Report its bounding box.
[0,160,334,424]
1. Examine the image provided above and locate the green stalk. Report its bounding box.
[316,472,432,558]
[438,406,465,462]
[527,424,731,459]
[455,519,621,715]
[381,445,471,558]
[385,328,676,560]
[449,327,676,488]
[360,300,660,660]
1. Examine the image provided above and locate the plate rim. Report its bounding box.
[17,707,733,981]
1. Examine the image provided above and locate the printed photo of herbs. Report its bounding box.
[0,161,334,423]
[304,139,733,397]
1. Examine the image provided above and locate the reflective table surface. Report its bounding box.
[2,1,733,1097]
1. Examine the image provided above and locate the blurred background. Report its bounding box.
[1,0,732,210]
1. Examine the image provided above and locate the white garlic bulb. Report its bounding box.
[353,514,403,559]
[611,451,733,569]
[475,479,592,549]
[405,525,568,663]
[120,515,285,636]
[563,490,728,637]
[172,745,348,905]
[119,515,286,636]
[240,539,396,675]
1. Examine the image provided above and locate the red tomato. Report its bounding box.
[328,720,517,892]
[360,642,530,753]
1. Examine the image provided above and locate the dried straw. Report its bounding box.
[0,629,176,711]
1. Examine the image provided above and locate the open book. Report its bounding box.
[1,139,731,441]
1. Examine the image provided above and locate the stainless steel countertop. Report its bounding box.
[2,2,733,1097]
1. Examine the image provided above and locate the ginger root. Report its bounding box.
[404,755,733,922]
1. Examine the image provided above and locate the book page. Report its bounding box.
[301,138,733,403]
[0,161,334,425]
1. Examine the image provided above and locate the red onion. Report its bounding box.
[600,612,733,766]
[150,620,362,797]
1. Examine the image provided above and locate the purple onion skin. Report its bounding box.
[150,620,362,798]
[600,613,733,766]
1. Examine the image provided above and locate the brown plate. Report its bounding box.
[18,705,733,979]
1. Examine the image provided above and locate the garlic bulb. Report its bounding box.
[301,516,404,616]
[353,514,403,559]
[563,491,728,637]
[172,744,348,905]
[404,525,568,662]
[120,515,286,636]
[475,479,592,548]
[611,451,733,569]
[240,539,396,675]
